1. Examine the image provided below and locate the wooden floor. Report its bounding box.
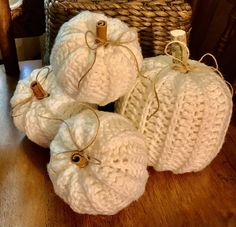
[0,61,236,227]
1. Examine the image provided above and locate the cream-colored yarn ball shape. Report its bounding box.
[10,66,85,148]
[48,110,148,215]
[116,56,233,173]
[50,11,143,106]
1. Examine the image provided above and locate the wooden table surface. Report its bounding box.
[0,61,236,227]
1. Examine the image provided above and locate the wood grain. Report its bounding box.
[0,61,236,227]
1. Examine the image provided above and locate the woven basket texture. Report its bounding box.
[44,0,192,63]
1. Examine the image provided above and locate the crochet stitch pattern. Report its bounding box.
[48,110,149,215]
[116,56,232,173]
[11,67,86,147]
[50,11,143,106]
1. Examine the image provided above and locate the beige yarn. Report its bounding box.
[116,55,171,128]
[116,56,233,173]
[48,110,148,215]
[50,11,143,106]
[10,67,86,148]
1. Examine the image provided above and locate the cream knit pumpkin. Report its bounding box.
[10,67,85,148]
[48,110,148,215]
[116,56,233,173]
[116,55,171,128]
[50,11,143,106]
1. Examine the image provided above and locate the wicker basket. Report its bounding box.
[44,0,192,63]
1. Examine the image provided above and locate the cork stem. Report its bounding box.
[30,81,49,100]
[170,29,188,65]
[96,20,107,43]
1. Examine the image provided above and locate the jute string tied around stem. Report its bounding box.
[77,27,142,90]
[145,41,234,120]
[11,66,52,118]
[38,103,101,168]
[164,41,234,95]
[81,23,161,119]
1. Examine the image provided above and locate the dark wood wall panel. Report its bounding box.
[188,0,236,83]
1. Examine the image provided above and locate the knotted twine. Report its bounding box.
[50,28,154,167]
[11,66,100,167]
[79,29,160,117]
[39,103,101,168]
[143,40,234,120]
[77,29,142,90]
[11,29,145,167]
[43,29,143,167]
[165,41,233,94]
[11,66,52,117]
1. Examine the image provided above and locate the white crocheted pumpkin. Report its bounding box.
[48,110,148,215]
[50,11,143,106]
[116,55,171,128]
[11,67,85,148]
[116,56,233,173]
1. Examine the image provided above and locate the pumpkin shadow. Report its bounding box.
[20,136,50,175]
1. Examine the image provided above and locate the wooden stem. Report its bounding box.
[30,81,49,100]
[0,0,20,76]
[170,30,188,65]
[96,20,107,43]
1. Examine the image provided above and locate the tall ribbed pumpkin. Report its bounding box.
[116,34,232,173]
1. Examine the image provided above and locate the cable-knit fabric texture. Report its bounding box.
[48,110,148,215]
[50,11,143,106]
[116,56,233,173]
[116,55,171,128]
[10,67,86,148]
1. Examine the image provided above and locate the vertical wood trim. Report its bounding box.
[0,0,19,76]
[215,6,236,60]
[189,0,221,58]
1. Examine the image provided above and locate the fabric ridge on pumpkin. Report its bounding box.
[48,110,149,215]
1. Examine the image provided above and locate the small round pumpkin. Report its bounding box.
[10,66,85,148]
[116,56,233,173]
[48,110,148,215]
[50,11,143,106]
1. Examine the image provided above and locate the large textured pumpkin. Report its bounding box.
[116,56,233,173]
[50,11,143,106]
[10,66,85,147]
[48,110,148,215]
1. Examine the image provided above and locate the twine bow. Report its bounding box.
[146,41,234,120]
[38,103,101,168]
[164,41,234,95]
[80,28,161,120]
[77,29,142,90]
[11,66,52,118]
